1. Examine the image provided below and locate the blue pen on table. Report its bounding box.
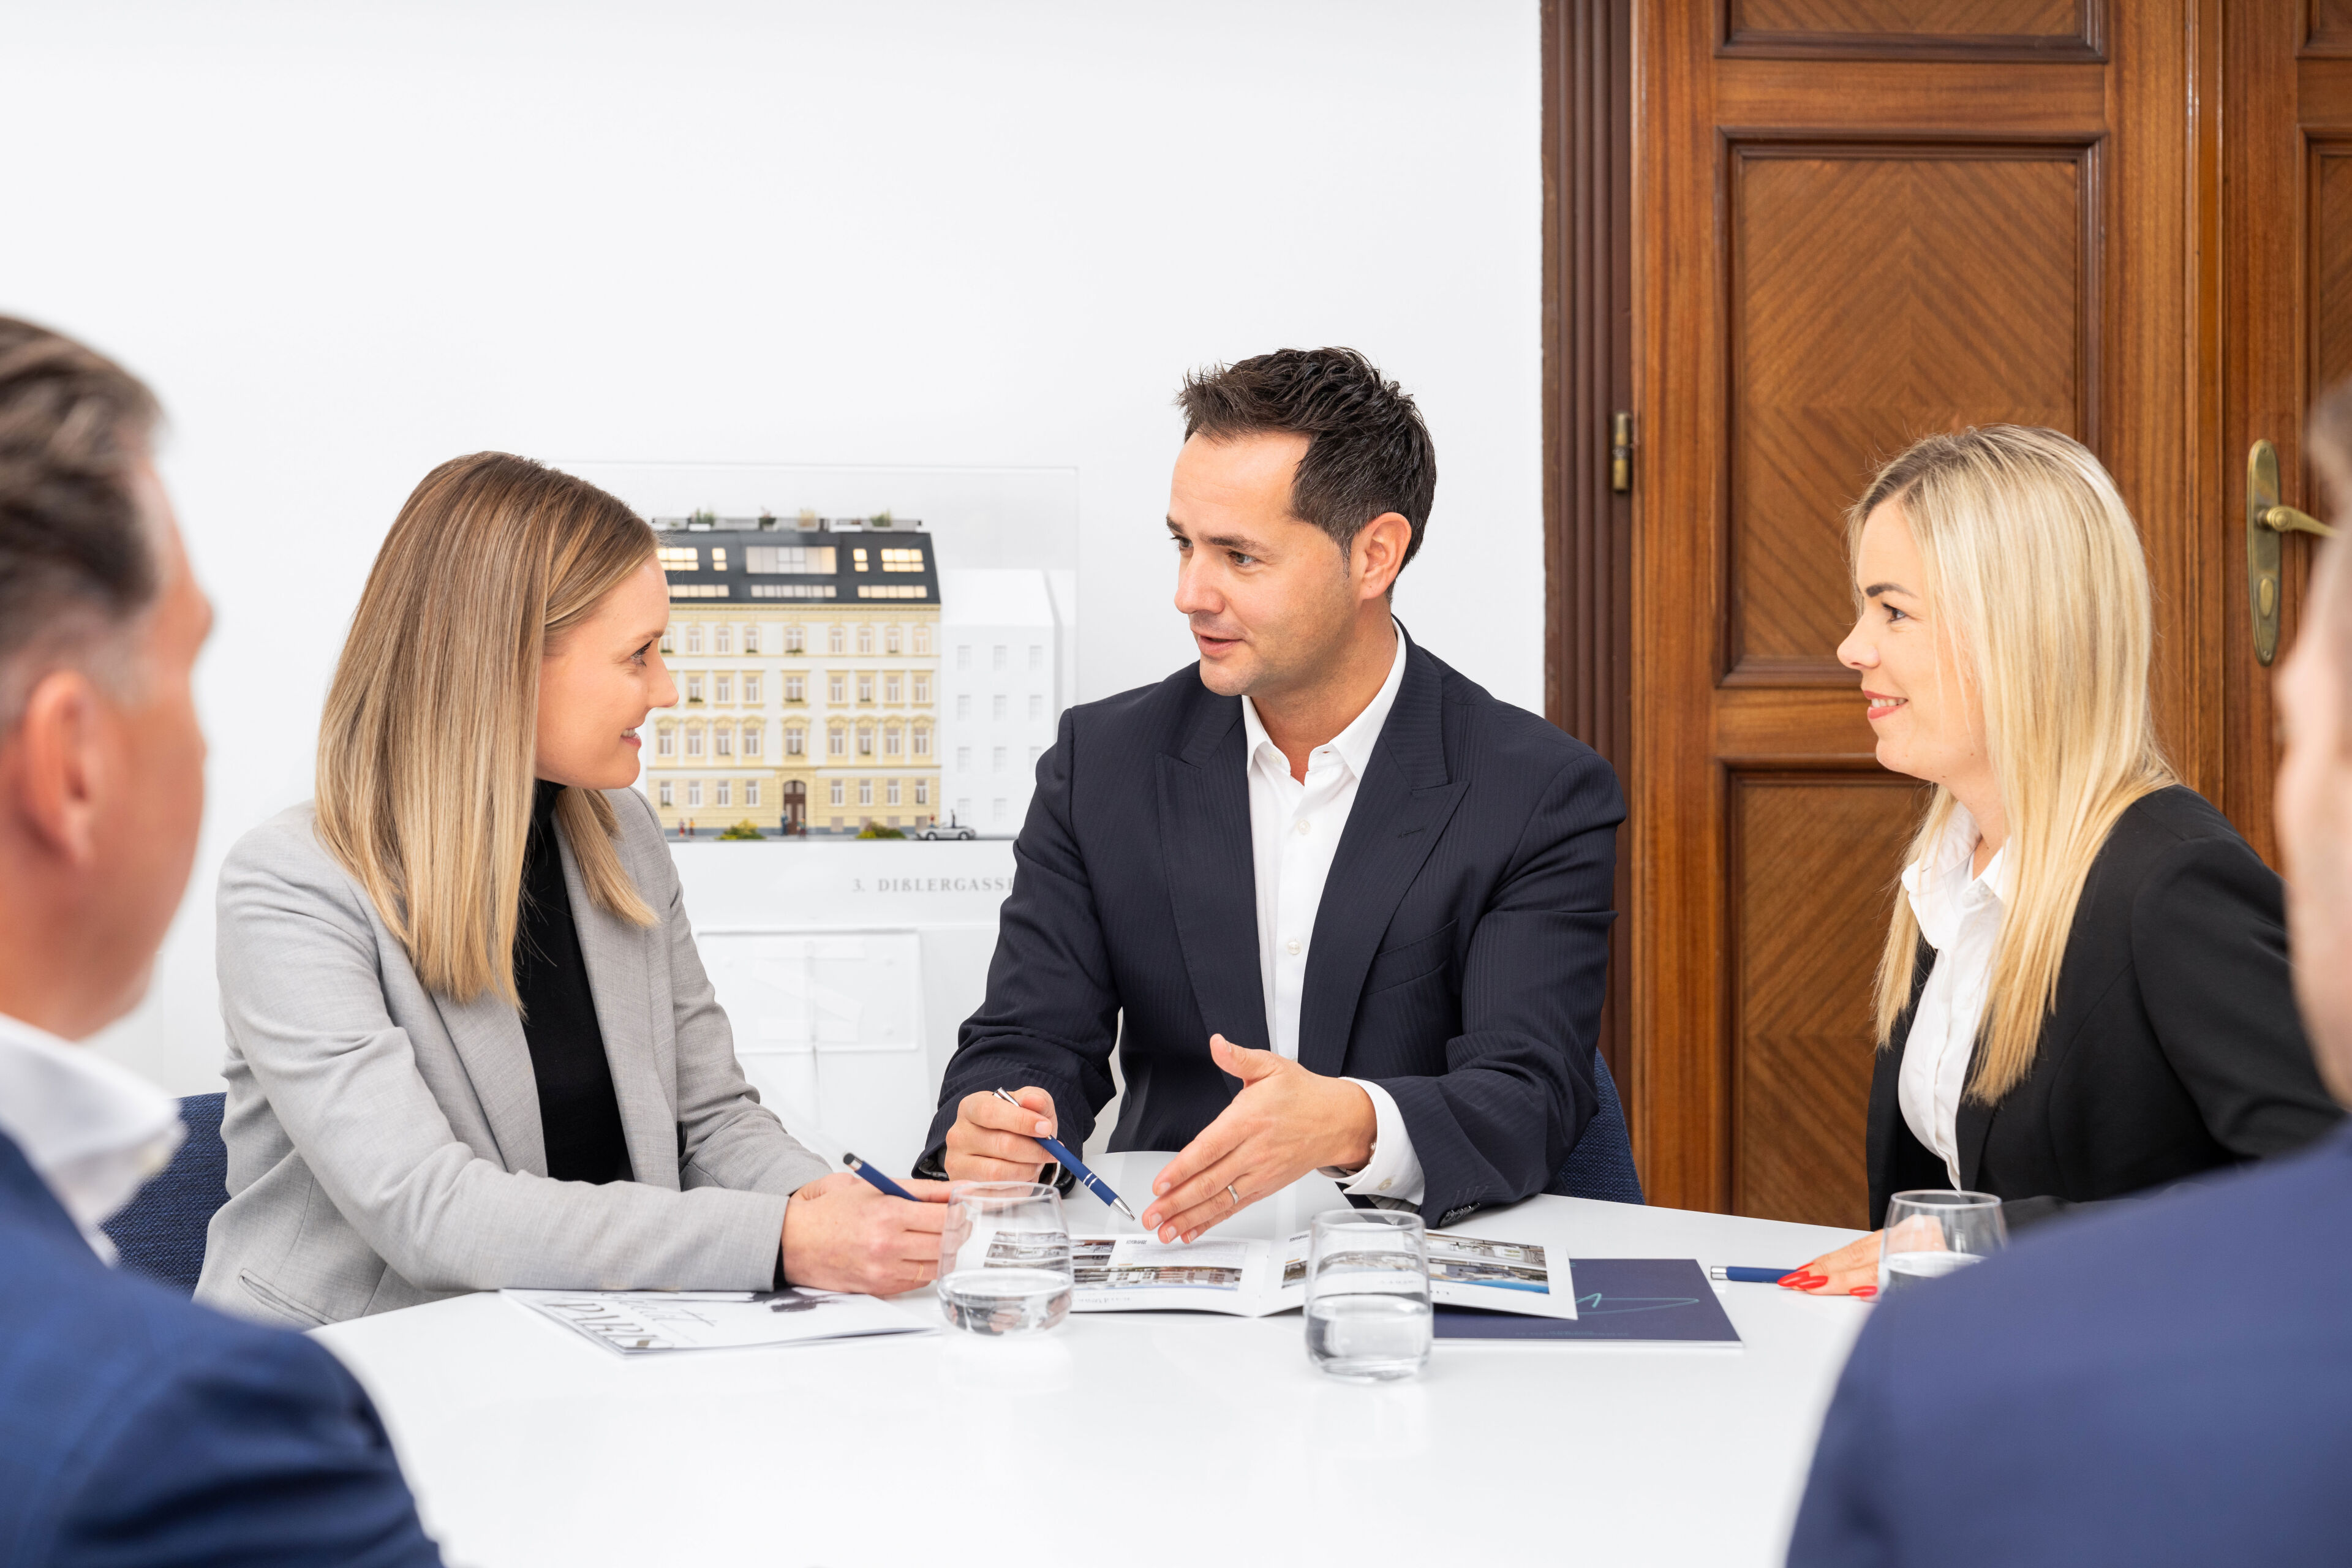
[843,1152,916,1202]
[1711,1265,1804,1284]
[990,1087,1139,1223]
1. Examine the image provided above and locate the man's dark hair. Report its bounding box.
[1177,347,1437,574]
[0,316,161,728]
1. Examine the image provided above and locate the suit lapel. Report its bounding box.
[1156,691,1272,1054]
[431,982,548,1177]
[1956,1063,1994,1193]
[558,813,680,1191]
[1297,649,1468,1078]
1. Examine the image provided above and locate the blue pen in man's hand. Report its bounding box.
[843,1152,916,1202]
[990,1087,1139,1223]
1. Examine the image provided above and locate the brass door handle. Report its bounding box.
[2248,440,2340,666]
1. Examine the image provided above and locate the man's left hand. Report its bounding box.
[1140,1034,1378,1242]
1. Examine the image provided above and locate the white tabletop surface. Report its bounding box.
[315,1153,1868,1568]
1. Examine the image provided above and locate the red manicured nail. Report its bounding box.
[1851,1286,1877,1298]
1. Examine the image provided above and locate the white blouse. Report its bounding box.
[1896,805,2010,1191]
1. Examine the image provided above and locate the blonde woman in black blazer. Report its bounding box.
[1790,427,2341,1297]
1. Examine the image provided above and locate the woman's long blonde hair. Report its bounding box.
[317,453,658,1004]
[1860,426,2174,1102]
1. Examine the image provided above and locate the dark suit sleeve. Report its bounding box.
[1374,750,1621,1223]
[921,709,1123,1164]
[2132,836,2343,1161]
[1785,1316,1898,1566]
[50,1329,440,1567]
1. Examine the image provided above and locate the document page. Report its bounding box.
[505,1288,934,1355]
[1066,1235,1290,1315]
[1060,1229,1577,1319]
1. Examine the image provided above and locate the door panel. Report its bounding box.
[1730,773,1926,1226]
[1727,141,2094,685]
[1720,1,2098,59]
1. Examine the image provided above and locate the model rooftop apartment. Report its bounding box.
[644,514,943,836]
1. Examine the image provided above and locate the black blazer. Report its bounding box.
[1867,786,2343,1228]
[920,638,1624,1226]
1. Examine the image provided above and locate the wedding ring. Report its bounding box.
[1226,1183,1240,1207]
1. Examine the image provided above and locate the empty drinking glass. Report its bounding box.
[1878,1189,2007,1300]
[1304,1209,1432,1381]
[938,1182,1073,1335]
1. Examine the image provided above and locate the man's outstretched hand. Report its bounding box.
[1140,1034,1377,1242]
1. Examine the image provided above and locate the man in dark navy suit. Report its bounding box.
[919,348,1623,1236]
[1786,394,2352,1566]
[0,317,439,1566]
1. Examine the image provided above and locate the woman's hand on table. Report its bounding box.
[780,1172,954,1296]
[1785,1231,1882,1297]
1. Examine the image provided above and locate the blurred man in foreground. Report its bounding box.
[1785,395,2352,1565]
[0,316,440,1565]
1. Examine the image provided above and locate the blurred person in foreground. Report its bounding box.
[0,317,440,1564]
[1785,397,2352,1564]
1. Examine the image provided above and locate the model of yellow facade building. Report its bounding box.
[644,517,942,835]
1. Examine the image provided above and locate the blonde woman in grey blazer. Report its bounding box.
[197,454,950,1327]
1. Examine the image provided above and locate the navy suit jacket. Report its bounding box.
[1789,1123,2352,1566]
[0,1133,439,1567]
[922,638,1624,1225]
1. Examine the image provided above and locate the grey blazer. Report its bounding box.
[195,789,831,1327]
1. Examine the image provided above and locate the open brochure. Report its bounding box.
[1000,1230,1578,1320]
[505,1287,933,1356]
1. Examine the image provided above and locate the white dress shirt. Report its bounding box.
[0,1011,184,1260]
[1240,622,1426,1205]
[1895,805,2010,1191]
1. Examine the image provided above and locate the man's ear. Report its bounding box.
[1353,512,1413,601]
[10,667,110,866]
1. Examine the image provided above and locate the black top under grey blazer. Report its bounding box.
[1868,786,2343,1229]
[919,637,1625,1227]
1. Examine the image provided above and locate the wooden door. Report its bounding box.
[2218,2,2352,864]
[1627,1,2211,1223]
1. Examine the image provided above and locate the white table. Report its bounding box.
[315,1153,1868,1568]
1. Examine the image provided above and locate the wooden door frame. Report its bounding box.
[1540,0,1637,1125]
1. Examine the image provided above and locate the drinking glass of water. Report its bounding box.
[938,1182,1073,1336]
[1878,1189,2007,1299]
[1304,1209,1432,1381]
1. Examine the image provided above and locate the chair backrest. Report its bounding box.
[1548,1049,1643,1204]
[100,1091,228,1296]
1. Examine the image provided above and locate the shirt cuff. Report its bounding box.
[1320,1079,1427,1208]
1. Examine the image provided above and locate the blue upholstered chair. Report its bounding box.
[100,1091,228,1296]
[1548,1048,1643,1204]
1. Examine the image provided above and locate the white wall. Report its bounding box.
[1,0,1544,1093]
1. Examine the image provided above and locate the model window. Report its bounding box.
[745,780,761,807]
[913,728,931,758]
[829,780,845,807]
[687,781,703,807]
[785,728,805,756]
[716,780,732,807]
[714,675,731,704]
[685,676,703,703]
[858,779,874,806]
[884,673,902,703]
[686,729,704,758]
[685,626,704,655]
[827,726,845,758]
[742,674,761,703]
[913,673,930,703]
[886,625,902,653]
[657,728,675,758]
[886,779,902,806]
[915,780,930,805]
[714,627,733,655]
[742,726,761,758]
[658,782,673,806]
[785,675,804,703]
[829,674,846,703]
[884,726,902,758]
[828,625,846,655]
